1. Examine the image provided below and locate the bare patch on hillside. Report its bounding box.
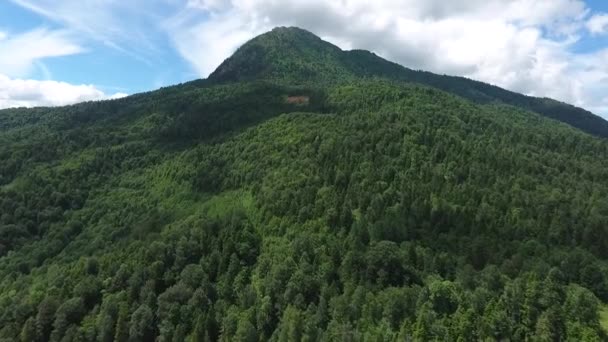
[286,96,310,105]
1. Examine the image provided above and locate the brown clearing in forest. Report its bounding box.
[286,96,310,105]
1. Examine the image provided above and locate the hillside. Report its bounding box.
[1,28,608,341]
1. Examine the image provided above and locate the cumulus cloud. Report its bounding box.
[0,28,127,109]
[164,7,262,77]
[0,74,127,109]
[0,11,135,109]
[187,0,230,12]
[164,0,608,118]
[587,14,608,35]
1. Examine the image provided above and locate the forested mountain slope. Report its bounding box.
[0,28,608,341]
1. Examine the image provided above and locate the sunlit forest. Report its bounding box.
[1,27,608,341]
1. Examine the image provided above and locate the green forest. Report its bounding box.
[1,27,608,341]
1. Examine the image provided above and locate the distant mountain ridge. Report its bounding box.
[210,27,608,138]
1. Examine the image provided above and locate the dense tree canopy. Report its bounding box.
[1,27,608,341]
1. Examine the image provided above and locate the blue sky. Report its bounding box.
[0,1,193,94]
[0,0,607,118]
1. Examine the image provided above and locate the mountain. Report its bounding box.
[211,27,608,138]
[1,27,608,341]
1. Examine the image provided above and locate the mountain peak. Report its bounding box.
[206,27,608,137]
[208,27,347,84]
[267,26,318,36]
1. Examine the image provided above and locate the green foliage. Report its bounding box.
[600,305,608,336]
[129,304,154,342]
[0,27,608,341]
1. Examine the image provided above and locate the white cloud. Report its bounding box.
[1,2,141,109]
[162,0,608,118]
[10,0,164,63]
[0,29,119,109]
[587,14,608,35]
[164,8,263,77]
[186,0,230,12]
[0,28,83,77]
[0,74,127,109]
